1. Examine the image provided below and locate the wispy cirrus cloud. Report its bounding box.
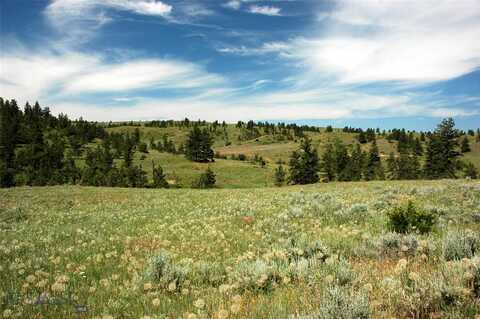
[248,5,282,16]
[219,0,480,84]
[0,46,224,102]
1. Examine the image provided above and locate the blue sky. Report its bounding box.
[1,0,479,130]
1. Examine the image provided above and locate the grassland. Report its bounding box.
[104,125,480,189]
[1,180,480,318]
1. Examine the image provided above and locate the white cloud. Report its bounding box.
[223,1,241,10]
[249,5,281,16]
[222,1,480,84]
[300,0,480,83]
[44,0,172,44]
[217,42,290,55]
[63,59,223,94]
[0,48,223,102]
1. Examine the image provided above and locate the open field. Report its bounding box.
[1,180,480,318]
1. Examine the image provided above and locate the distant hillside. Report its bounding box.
[103,123,480,188]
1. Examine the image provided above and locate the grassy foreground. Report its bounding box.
[1,180,480,318]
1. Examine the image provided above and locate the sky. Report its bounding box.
[1,0,479,130]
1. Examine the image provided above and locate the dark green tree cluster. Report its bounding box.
[193,167,216,188]
[423,118,461,179]
[0,98,103,187]
[185,126,214,162]
[288,138,320,184]
[151,134,179,154]
[320,139,383,182]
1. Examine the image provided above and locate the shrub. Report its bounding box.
[231,259,281,292]
[144,251,189,292]
[316,285,370,319]
[193,167,216,189]
[443,230,480,261]
[283,236,330,262]
[378,232,419,257]
[387,201,436,234]
[194,261,226,287]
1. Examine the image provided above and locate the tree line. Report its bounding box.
[1,97,478,189]
[275,118,478,186]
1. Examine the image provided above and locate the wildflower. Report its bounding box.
[51,282,66,293]
[408,271,420,282]
[89,286,96,293]
[194,298,205,309]
[230,303,241,314]
[231,294,242,304]
[26,275,36,283]
[185,313,198,319]
[143,283,153,291]
[56,275,69,283]
[167,281,176,292]
[217,309,229,319]
[3,309,12,318]
[152,298,160,307]
[36,279,47,288]
[395,258,407,273]
[324,275,334,284]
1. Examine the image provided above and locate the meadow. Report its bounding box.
[1,180,480,318]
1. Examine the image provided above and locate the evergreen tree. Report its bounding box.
[349,143,364,181]
[386,152,398,180]
[357,130,367,144]
[424,118,460,179]
[321,142,336,181]
[333,139,350,181]
[413,138,423,156]
[364,140,381,180]
[0,99,20,187]
[463,162,478,179]
[274,164,286,186]
[185,126,214,162]
[460,136,471,153]
[194,167,216,188]
[152,164,169,188]
[289,138,320,185]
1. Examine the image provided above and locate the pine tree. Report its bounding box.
[364,140,381,180]
[357,130,367,144]
[386,152,398,180]
[194,166,216,188]
[152,164,169,188]
[333,139,350,181]
[321,142,336,181]
[349,143,364,181]
[289,138,320,185]
[413,138,423,156]
[0,99,20,187]
[185,126,214,162]
[463,162,478,179]
[274,164,286,186]
[460,136,471,153]
[424,118,461,179]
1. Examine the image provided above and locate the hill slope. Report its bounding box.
[105,124,480,188]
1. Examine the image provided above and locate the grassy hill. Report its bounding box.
[1,180,479,318]
[104,124,480,188]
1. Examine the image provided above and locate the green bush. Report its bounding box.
[387,201,436,234]
[316,285,370,319]
[442,230,479,261]
[144,251,189,292]
[192,167,216,189]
